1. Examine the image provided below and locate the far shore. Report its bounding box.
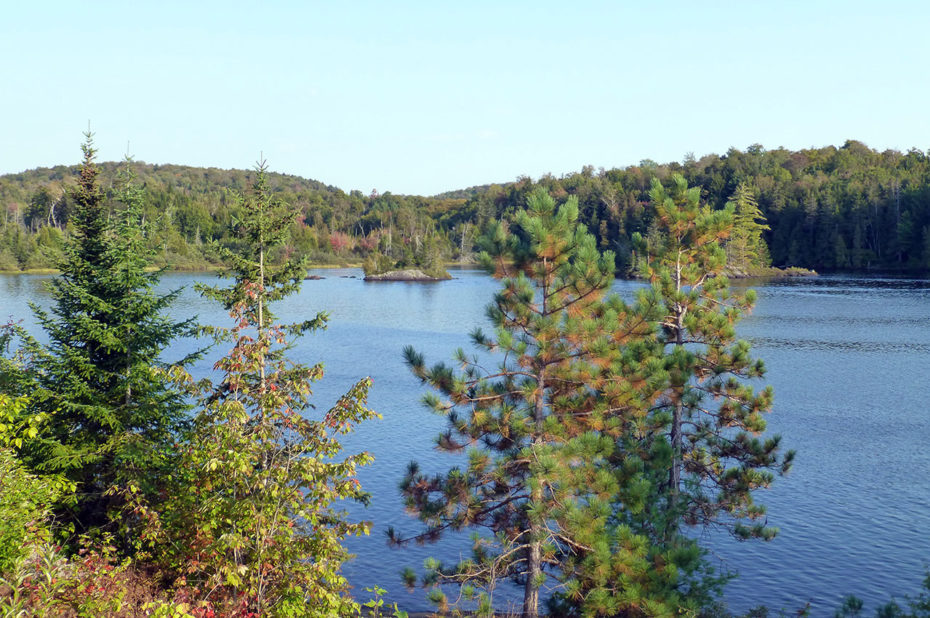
[16,264,930,280]
[0,262,366,276]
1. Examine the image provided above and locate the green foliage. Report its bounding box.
[0,135,194,541]
[6,137,929,616]
[362,585,409,617]
[362,230,450,278]
[5,140,930,274]
[0,537,225,617]
[0,245,19,271]
[363,251,396,276]
[0,540,72,616]
[0,393,44,452]
[637,173,793,539]
[542,174,793,616]
[726,182,770,272]
[836,595,865,617]
[158,161,378,616]
[0,446,59,575]
[396,188,665,617]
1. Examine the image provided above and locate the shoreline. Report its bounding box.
[726,266,818,279]
[0,262,367,276]
[7,264,930,280]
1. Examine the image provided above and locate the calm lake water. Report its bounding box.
[2,269,929,615]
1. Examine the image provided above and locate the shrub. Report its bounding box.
[0,447,58,575]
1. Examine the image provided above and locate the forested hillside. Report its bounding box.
[3,139,930,273]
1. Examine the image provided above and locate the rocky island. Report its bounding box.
[363,268,451,281]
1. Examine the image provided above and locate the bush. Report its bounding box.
[0,539,226,617]
[362,251,395,276]
[0,247,19,271]
[0,448,58,574]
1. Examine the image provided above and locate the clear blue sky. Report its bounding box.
[2,1,928,195]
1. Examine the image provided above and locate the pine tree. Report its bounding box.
[548,294,724,616]
[0,134,194,535]
[637,174,793,542]
[160,161,377,616]
[550,174,792,615]
[393,188,655,617]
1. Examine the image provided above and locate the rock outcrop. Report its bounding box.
[363,268,451,282]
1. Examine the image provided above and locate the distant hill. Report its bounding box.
[432,182,511,199]
[4,140,930,274]
[0,159,467,272]
[0,161,338,207]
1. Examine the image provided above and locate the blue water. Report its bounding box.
[2,269,929,615]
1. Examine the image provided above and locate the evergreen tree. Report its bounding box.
[394,188,650,617]
[726,181,770,272]
[0,134,194,536]
[549,299,724,615]
[637,174,793,542]
[159,161,377,616]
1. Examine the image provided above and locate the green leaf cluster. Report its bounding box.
[0,444,60,574]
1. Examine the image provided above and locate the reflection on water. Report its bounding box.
[1,270,929,614]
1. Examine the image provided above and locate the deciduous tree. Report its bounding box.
[160,161,377,616]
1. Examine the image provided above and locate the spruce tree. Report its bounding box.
[0,133,194,535]
[637,174,793,541]
[394,188,654,617]
[159,161,377,616]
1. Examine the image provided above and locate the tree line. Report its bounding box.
[1,136,928,617]
[4,140,930,275]
[0,159,468,274]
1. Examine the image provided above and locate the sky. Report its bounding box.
[2,1,930,195]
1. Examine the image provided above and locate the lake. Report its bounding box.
[1,268,928,615]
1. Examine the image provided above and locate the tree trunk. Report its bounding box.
[668,250,685,525]
[521,264,552,618]
[522,535,541,617]
[522,346,548,617]
[669,314,683,515]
